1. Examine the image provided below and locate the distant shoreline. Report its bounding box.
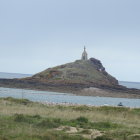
[119,81,140,89]
[0,72,32,79]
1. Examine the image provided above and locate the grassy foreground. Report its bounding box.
[0,97,140,140]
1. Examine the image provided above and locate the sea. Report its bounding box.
[0,73,140,108]
[119,81,140,89]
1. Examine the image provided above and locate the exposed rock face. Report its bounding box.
[25,58,118,88]
[89,58,105,72]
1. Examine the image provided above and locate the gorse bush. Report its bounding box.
[14,114,29,122]
[67,117,89,128]
[76,116,89,123]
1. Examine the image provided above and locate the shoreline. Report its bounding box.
[0,84,140,99]
[0,88,140,108]
[1,96,140,109]
[0,78,140,99]
[39,101,140,109]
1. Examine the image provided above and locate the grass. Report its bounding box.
[0,97,140,140]
[2,97,32,105]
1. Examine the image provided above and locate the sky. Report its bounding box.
[0,0,140,82]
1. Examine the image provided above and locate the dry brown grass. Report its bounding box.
[0,99,139,128]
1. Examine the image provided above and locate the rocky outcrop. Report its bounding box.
[22,58,119,88]
[89,58,105,71]
[0,57,140,98]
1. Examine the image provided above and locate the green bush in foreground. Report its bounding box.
[76,116,89,123]
[37,118,62,129]
[94,136,113,140]
[14,114,41,123]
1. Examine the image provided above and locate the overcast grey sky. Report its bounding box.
[0,0,140,82]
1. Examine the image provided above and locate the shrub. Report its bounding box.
[37,118,61,129]
[66,117,89,128]
[76,117,88,123]
[14,114,28,122]
[94,136,113,140]
[14,114,41,123]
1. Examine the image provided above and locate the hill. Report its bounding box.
[26,58,118,88]
[0,58,140,98]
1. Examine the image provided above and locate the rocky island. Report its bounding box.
[0,48,140,98]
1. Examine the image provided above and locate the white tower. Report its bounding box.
[81,46,88,60]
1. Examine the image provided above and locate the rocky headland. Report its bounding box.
[0,58,140,98]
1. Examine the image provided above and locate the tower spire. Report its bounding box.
[81,46,88,60]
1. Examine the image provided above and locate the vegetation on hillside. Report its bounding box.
[0,97,140,140]
[31,59,118,86]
